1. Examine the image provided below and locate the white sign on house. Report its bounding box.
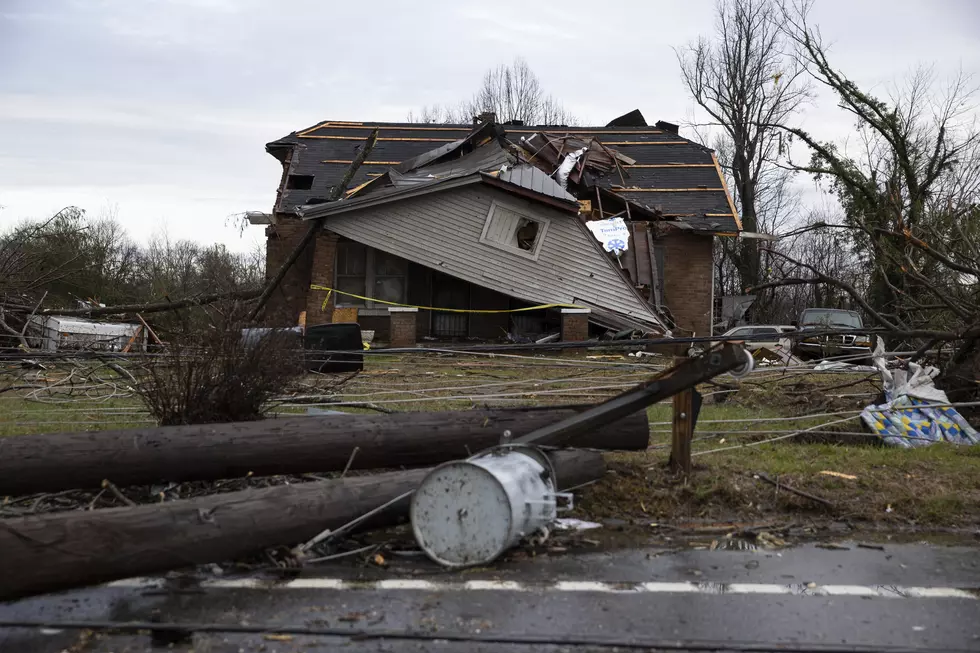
[585,217,630,256]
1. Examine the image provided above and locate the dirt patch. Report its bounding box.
[572,443,980,529]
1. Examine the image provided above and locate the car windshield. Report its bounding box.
[801,310,862,328]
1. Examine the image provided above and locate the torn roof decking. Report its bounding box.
[268,121,740,233]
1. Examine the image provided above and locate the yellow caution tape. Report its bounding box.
[310,284,581,314]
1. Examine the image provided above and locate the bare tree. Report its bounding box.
[408,58,576,125]
[406,103,469,124]
[678,0,811,299]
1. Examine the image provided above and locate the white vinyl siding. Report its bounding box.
[324,186,661,325]
[479,201,549,260]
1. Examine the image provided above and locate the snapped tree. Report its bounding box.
[753,1,980,399]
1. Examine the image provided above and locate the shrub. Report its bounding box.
[134,312,303,425]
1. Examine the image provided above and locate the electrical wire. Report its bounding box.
[0,619,962,653]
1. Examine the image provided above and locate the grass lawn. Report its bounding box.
[3,352,978,528]
[579,401,980,528]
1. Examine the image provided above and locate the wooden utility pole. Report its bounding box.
[670,386,694,478]
[0,406,647,495]
[0,450,604,602]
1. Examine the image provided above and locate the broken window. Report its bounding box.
[286,174,315,190]
[335,241,407,307]
[480,203,548,259]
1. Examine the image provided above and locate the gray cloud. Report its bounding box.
[1,0,977,249]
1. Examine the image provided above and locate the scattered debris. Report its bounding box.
[815,543,850,550]
[857,543,886,551]
[756,531,787,549]
[752,472,835,509]
[819,471,858,481]
[554,518,602,531]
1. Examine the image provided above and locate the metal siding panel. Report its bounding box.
[324,186,661,324]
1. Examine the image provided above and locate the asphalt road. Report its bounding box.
[2,542,978,652]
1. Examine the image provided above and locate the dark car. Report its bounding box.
[791,308,874,361]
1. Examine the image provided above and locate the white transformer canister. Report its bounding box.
[411,446,561,568]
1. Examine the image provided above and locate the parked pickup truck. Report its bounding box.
[791,308,873,361]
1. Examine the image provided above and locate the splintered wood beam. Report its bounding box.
[670,385,694,478]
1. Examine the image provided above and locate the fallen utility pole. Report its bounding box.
[0,450,603,602]
[0,406,645,495]
[247,129,379,322]
[515,343,748,448]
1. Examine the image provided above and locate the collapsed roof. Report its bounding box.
[267,111,741,234]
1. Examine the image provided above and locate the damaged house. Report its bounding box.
[257,111,740,345]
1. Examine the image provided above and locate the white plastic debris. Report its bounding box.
[555,147,587,189]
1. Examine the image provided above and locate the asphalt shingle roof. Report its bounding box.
[268,120,740,233]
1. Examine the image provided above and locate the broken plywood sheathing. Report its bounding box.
[301,184,667,332]
[346,121,508,200]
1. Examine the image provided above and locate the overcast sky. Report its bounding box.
[2,0,978,252]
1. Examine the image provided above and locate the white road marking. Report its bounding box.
[105,577,977,599]
[726,583,795,595]
[464,580,525,591]
[640,582,700,593]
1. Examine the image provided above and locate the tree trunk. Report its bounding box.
[0,406,646,495]
[0,450,604,602]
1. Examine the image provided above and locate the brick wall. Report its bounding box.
[305,230,339,326]
[561,309,590,341]
[389,308,417,348]
[661,231,714,337]
[263,217,315,327]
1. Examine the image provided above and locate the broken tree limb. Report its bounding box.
[39,288,263,319]
[0,406,644,495]
[752,472,834,509]
[0,449,603,602]
[247,129,379,322]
